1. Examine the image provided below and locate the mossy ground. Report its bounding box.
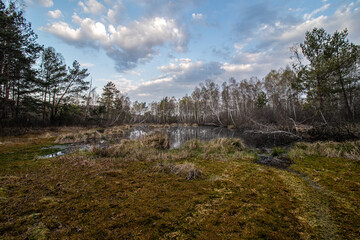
[0,132,359,239]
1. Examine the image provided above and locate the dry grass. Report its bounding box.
[203,138,246,155]
[92,139,158,161]
[183,139,201,150]
[141,131,169,150]
[1,132,360,239]
[154,162,203,180]
[55,129,102,144]
[289,140,360,160]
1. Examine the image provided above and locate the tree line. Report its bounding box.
[131,28,360,130]
[1,1,359,131]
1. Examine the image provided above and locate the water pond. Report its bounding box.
[125,125,298,149]
[40,126,299,158]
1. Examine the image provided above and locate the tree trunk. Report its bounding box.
[337,70,353,120]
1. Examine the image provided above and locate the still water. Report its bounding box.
[40,126,298,158]
[125,126,298,149]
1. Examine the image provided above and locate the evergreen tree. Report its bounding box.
[0,1,42,121]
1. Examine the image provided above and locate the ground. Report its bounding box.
[0,128,359,239]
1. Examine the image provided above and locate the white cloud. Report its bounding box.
[47,9,62,19]
[276,3,360,44]
[78,0,106,14]
[107,2,125,24]
[303,3,330,20]
[221,63,253,73]
[43,16,189,71]
[123,70,141,76]
[32,0,53,7]
[192,13,204,20]
[99,74,137,93]
[137,93,150,97]
[139,77,173,86]
[126,58,225,102]
[158,58,202,73]
[80,62,95,68]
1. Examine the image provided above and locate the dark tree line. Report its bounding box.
[1,0,359,131]
[0,1,91,127]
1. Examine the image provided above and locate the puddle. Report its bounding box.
[255,154,293,169]
[39,144,92,159]
[39,151,65,159]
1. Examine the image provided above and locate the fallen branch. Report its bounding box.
[244,130,302,139]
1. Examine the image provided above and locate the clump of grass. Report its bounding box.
[203,138,246,155]
[55,130,102,144]
[183,139,202,151]
[104,126,125,136]
[271,147,287,157]
[141,131,169,150]
[154,162,203,180]
[26,222,50,240]
[289,140,360,160]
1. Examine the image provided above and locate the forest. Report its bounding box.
[1,1,359,137]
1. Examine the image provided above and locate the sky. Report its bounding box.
[19,0,360,102]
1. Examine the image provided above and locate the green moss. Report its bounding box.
[27,222,50,240]
[0,135,359,239]
[271,147,287,156]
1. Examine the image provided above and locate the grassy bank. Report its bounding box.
[0,132,359,239]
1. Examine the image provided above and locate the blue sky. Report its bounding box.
[21,0,360,102]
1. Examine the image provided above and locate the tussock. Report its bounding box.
[203,138,246,154]
[183,139,201,150]
[55,130,102,144]
[289,140,360,160]
[92,139,161,161]
[155,162,203,180]
[141,131,169,150]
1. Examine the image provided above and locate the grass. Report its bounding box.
[0,130,359,239]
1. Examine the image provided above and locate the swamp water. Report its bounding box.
[40,126,299,159]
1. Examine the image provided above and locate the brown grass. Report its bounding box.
[1,132,359,239]
[55,130,102,144]
[203,138,246,155]
[289,140,360,160]
[154,162,203,180]
[141,131,169,150]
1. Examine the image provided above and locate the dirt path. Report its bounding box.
[277,169,341,239]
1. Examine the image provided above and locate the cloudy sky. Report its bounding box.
[23,0,360,102]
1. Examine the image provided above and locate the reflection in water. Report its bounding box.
[40,126,298,159]
[126,126,297,148]
[128,129,147,139]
